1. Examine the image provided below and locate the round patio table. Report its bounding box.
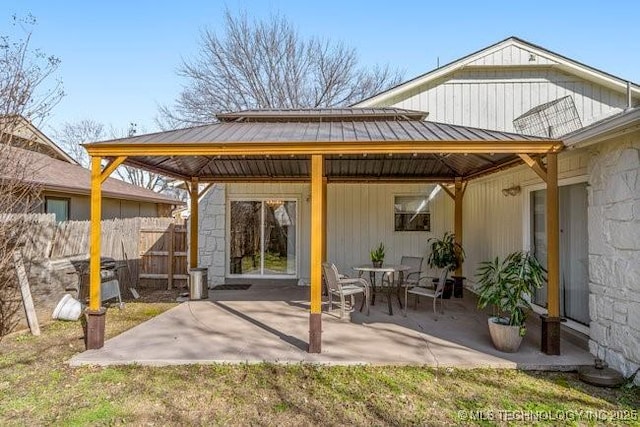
[352,264,411,315]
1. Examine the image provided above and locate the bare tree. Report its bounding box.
[52,119,104,167]
[158,10,403,127]
[0,14,63,338]
[108,123,172,194]
[55,119,177,195]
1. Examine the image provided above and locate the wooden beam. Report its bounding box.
[13,250,40,335]
[198,182,214,198]
[543,152,561,355]
[89,156,102,312]
[454,178,464,277]
[309,154,324,353]
[189,177,199,269]
[100,156,127,183]
[439,184,455,200]
[193,176,458,184]
[85,140,564,157]
[86,155,106,350]
[519,154,547,182]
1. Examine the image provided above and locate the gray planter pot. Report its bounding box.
[487,317,524,353]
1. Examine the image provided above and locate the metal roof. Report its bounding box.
[216,108,428,122]
[91,117,546,146]
[85,108,561,182]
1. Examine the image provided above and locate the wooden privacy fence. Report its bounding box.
[2,214,187,288]
[138,223,188,288]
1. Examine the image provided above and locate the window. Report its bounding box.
[394,195,431,231]
[45,197,70,222]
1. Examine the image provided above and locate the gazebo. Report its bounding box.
[83,108,564,355]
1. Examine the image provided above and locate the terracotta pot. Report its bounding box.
[487,317,524,352]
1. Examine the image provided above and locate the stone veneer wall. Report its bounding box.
[197,184,226,287]
[587,131,640,385]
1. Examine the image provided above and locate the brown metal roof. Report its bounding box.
[216,108,428,122]
[85,108,561,182]
[91,118,546,146]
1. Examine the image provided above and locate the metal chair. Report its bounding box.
[322,263,370,318]
[404,267,450,315]
[398,256,424,287]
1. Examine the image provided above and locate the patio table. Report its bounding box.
[352,264,411,315]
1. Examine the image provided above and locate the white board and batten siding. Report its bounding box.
[466,43,558,67]
[327,184,452,276]
[461,149,589,283]
[391,67,629,134]
[226,182,453,279]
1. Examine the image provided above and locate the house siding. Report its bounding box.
[461,149,589,280]
[198,182,453,285]
[392,68,629,133]
[467,44,558,67]
[40,191,166,220]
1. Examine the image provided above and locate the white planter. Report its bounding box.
[487,317,524,353]
[52,294,82,321]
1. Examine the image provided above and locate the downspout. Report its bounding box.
[626,81,632,111]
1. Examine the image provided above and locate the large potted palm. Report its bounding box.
[475,251,545,352]
[427,232,465,298]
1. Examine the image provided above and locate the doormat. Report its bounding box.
[212,284,252,290]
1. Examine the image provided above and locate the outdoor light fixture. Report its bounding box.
[501,185,521,197]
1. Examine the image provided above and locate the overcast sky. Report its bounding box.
[4,0,639,136]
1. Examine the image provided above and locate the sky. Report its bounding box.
[3,0,640,137]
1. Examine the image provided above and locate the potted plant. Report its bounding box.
[427,232,465,298]
[475,251,546,352]
[370,242,385,268]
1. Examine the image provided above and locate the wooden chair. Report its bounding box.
[322,263,370,318]
[404,267,450,315]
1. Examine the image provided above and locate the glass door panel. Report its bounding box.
[229,201,262,275]
[531,183,589,325]
[229,199,297,277]
[263,201,296,275]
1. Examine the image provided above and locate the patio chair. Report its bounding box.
[398,256,424,287]
[322,263,370,319]
[403,267,450,315]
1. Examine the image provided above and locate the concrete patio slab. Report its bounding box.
[70,284,594,369]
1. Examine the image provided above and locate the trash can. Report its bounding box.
[189,267,209,300]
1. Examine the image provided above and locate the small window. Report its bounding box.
[394,195,430,231]
[45,197,70,222]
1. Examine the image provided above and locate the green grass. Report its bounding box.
[0,302,638,426]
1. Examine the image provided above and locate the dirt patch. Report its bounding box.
[124,287,185,304]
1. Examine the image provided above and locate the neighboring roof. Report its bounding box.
[84,108,560,182]
[563,107,640,147]
[0,115,79,164]
[1,145,182,205]
[354,36,640,108]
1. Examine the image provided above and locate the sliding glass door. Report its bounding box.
[531,182,589,325]
[229,199,297,277]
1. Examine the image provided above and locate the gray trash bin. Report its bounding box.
[189,268,209,300]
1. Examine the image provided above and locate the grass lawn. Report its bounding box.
[0,300,638,426]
